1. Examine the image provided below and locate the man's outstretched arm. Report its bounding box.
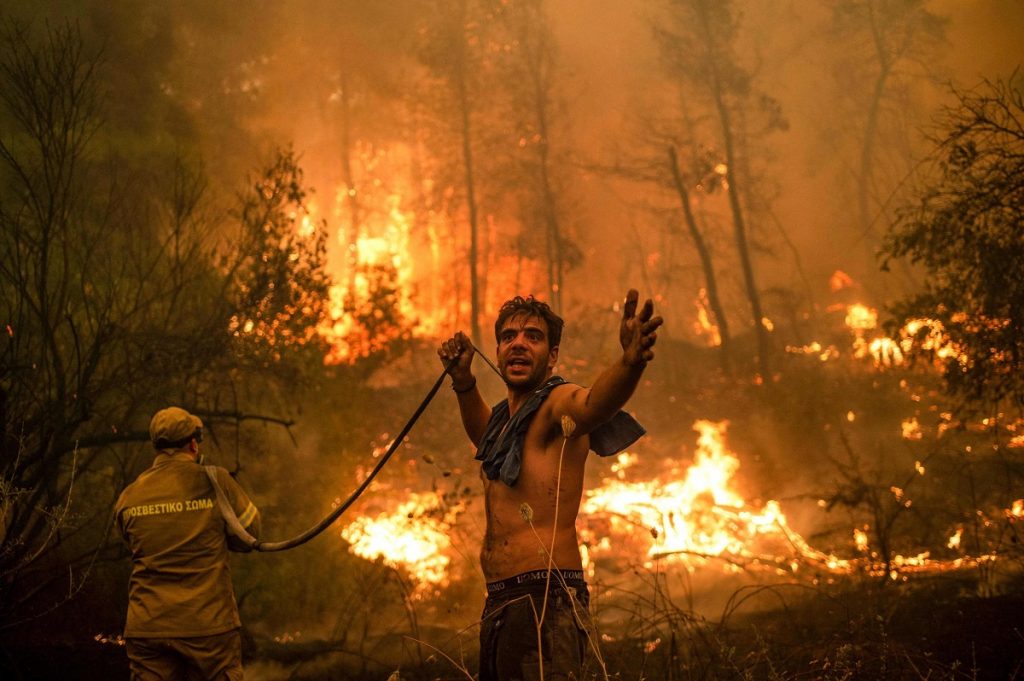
[438,331,492,447]
[557,289,663,435]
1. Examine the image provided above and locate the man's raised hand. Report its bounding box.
[438,331,476,390]
[619,289,664,367]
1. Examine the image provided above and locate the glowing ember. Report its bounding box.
[854,528,869,552]
[94,633,125,647]
[832,302,970,371]
[902,418,923,440]
[785,341,839,362]
[868,336,904,366]
[899,318,966,366]
[845,304,878,331]
[829,270,855,292]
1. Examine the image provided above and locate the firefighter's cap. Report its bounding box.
[150,407,204,450]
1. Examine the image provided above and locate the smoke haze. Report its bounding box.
[3,2,1024,678]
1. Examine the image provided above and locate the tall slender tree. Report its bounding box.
[416,0,495,345]
[654,0,786,378]
[497,0,579,314]
[667,146,732,373]
[828,0,947,274]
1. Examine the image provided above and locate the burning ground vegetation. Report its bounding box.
[217,301,1024,681]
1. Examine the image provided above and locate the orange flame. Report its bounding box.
[581,420,851,574]
[307,174,549,362]
[693,289,721,347]
[580,421,999,579]
[339,420,1011,589]
[837,304,967,370]
[339,491,463,594]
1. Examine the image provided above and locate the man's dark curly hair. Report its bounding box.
[494,296,564,348]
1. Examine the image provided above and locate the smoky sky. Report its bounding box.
[7,0,1024,338]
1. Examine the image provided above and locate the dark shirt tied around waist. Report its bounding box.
[475,375,646,487]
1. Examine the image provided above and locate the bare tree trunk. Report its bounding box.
[455,0,482,345]
[667,146,731,373]
[857,0,898,274]
[502,0,568,313]
[338,69,361,296]
[527,38,563,313]
[536,102,563,313]
[858,62,889,251]
[695,1,771,378]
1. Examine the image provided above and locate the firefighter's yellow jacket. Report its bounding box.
[115,451,260,638]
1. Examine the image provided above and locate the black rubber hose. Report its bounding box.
[254,362,452,552]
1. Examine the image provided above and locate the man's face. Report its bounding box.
[496,313,558,391]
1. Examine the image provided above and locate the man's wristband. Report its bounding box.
[452,377,477,394]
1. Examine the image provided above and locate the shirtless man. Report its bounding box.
[438,290,662,680]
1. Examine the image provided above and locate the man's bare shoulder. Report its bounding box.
[529,382,583,431]
[543,381,584,408]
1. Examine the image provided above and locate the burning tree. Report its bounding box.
[229,146,332,372]
[414,0,492,346]
[882,74,1024,415]
[494,0,582,315]
[653,0,788,379]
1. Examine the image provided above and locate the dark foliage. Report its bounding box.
[882,75,1024,414]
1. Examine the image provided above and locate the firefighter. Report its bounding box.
[115,406,260,681]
